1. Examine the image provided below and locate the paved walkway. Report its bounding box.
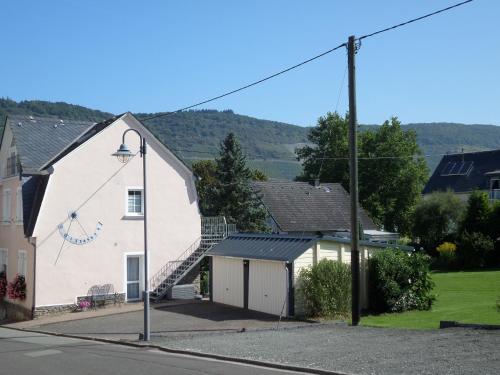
[9,301,312,341]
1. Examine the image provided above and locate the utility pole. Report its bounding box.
[348,35,360,326]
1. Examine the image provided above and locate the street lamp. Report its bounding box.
[112,129,150,341]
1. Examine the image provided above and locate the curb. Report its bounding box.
[440,320,500,330]
[2,325,352,375]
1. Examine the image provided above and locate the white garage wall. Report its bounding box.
[249,259,287,316]
[212,256,244,308]
[318,241,340,262]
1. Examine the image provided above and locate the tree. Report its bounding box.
[460,190,491,234]
[192,160,218,216]
[359,118,428,234]
[412,190,465,253]
[192,133,267,232]
[296,112,349,187]
[297,114,428,235]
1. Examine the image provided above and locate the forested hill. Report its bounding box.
[0,98,112,123]
[2,98,500,179]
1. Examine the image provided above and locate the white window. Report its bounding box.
[17,250,27,277]
[16,187,23,223]
[0,249,7,274]
[126,189,144,216]
[2,189,11,223]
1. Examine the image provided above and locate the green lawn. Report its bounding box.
[362,270,500,329]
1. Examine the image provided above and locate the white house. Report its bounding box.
[0,113,201,319]
[207,233,413,317]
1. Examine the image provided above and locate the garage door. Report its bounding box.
[249,260,287,316]
[212,256,244,308]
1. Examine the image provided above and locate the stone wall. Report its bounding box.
[33,293,126,319]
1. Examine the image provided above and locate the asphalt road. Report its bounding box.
[0,327,311,375]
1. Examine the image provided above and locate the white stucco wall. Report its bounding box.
[32,114,201,306]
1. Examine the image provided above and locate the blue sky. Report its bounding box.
[1,1,498,126]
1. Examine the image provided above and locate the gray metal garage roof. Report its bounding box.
[206,234,317,262]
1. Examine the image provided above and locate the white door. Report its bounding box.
[126,256,141,301]
[249,260,287,316]
[212,256,244,308]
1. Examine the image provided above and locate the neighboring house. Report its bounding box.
[252,180,378,237]
[423,150,500,201]
[207,233,413,317]
[0,113,201,319]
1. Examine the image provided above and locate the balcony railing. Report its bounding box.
[490,189,500,200]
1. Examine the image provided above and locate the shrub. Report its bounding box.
[369,249,434,313]
[296,259,351,319]
[7,274,26,300]
[411,191,464,254]
[434,242,457,270]
[456,231,494,269]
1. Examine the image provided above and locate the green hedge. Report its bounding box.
[296,259,351,319]
[368,249,435,313]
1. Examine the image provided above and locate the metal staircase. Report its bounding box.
[149,217,236,302]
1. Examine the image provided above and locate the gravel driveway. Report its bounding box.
[151,324,500,375]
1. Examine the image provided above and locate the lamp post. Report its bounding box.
[112,129,150,341]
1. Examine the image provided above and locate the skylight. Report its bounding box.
[440,161,473,176]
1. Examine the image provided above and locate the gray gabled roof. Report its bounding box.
[252,181,377,233]
[7,115,95,174]
[423,149,500,194]
[206,233,317,262]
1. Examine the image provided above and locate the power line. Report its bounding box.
[141,0,474,122]
[357,0,474,41]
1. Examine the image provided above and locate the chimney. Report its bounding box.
[313,178,320,187]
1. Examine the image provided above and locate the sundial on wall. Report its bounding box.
[55,211,103,264]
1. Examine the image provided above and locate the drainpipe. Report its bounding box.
[29,237,36,319]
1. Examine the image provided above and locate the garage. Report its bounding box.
[248,259,288,316]
[208,234,315,317]
[211,256,244,308]
[207,233,413,317]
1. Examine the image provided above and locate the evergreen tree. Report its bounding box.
[193,133,267,232]
[460,190,491,234]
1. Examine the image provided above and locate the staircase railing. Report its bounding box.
[149,236,202,294]
[149,219,235,301]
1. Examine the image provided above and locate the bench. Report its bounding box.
[87,284,116,309]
